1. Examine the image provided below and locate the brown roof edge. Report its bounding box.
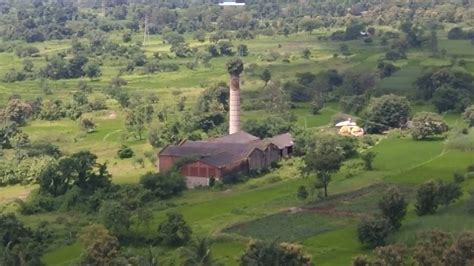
[158,144,172,155]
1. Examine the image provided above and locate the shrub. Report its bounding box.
[446,130,474,152]
[357,218,392,248]
[453,172,465,183]
[297,185,308,200]
[467,192,474,215]
[99,200,131,235]
[463,105,474,127]
[117,145,134,159]
[310,98,324,114]
[361,151,376,171]
[240,240,312,266]
[157,212,192,247]
[437,181,462,206]
[378,186,407,230]
[340,95,367,114]
[415,180,439,216]
[159,62,180,72]
[139,171,186,199]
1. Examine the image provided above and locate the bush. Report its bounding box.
[297,185,308,200]
[467,192,474,215]
[378,186,407,230]
[157,212,192,247]
[117,145,134,159]
[446,130,474,152]
[310,98,324,114]
[437,181,462,206]
[463,105,474,127]
[357,218,391,248]
[361,151,376,171]
[159,62,180,72]
[139,171,186,199]
[240,240,312,266]
[415,180,439,216]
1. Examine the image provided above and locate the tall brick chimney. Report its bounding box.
[229,75,241,134]
[226,59,244,135]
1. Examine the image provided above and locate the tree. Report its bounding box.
[1,99,32,126]
[410,112,449,140]
[193,30,206,43]
[357,218,391,248]
[237,44,248,57]
[22,59,34,72]
[218,41,234,56]
[122,32,132,42]
[361,151,376,171]
[0,213,44,266]
[38,151,110,196]
[80,230,121,265]
[339,43,350,56]
[99,201,131,235]
[448,27,465,40]
[374,244,408,266]
[303,135,346,197]
[82,62,101,80]
[430,30,438,56]
[177,96,186,112]
[259,69,271,87]
[182,237,219,266]
[125,104,153,140]
[437,181,462,206]
[363,95,411,134]
[299,17,320,35]
[79,118,96,133]
[413,230,452,266]
[415,180,439,216]
[310,97,324,114]
[139,171,186,199]
[302,48,311,59]
[157,212,192,247]
[243,116,292,139]
[297,185,308,200]
[463,105,474,127]
[378,187,408,230]
[432,86,460,113]
[377,62,399,78]
[240,240,311,266]
[226,58,244,77]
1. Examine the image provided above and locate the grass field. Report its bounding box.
[1,28,473,266]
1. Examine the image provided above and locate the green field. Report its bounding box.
[1,16,474,266]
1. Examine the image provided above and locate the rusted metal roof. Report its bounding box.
[268,133,294,149]
[209,131,259,144]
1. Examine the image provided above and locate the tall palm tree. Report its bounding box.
[181,237,220,266]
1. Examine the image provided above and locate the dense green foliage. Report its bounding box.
[0,0,473,265]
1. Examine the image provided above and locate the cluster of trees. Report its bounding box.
[415,68,474,113]
[448,27,474,40]
[357,173,466,249]
[353,230,474,266]
[357,187,408,248]
[0,213,49,265]
[415,177,463,216]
